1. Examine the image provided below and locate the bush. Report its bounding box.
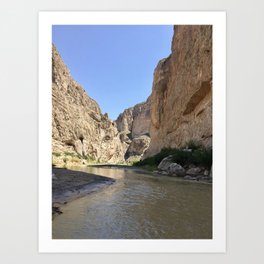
[133,142,212,169]
[192,146,212,168]
[185,140,203,150]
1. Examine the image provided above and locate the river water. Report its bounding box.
[52,166,212,239]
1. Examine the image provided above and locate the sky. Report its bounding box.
[52,25,173,120]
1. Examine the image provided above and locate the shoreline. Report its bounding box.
[52,164,212,218]
[52,167,115,218]
[88,164,212,184]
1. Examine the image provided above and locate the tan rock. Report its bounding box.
[52,44,126,163]
[116,97,151,139]
[125,135,151,159]
[144,25,212,158]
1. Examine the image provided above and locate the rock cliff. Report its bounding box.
[52,44,126,163]
[116,97,151,138]
[115,98,151,160]
[145,25,212,157]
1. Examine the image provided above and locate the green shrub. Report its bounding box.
[185,140,203,150]
[133,144,212,169]
[192,146,212,168]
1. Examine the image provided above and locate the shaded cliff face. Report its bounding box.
[145,25,212,157]
[52,45,125,163]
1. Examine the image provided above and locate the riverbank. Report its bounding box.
[52,167,115,217]
[52,163,212,218]
[90,164,212,183]
[53,165,212,239]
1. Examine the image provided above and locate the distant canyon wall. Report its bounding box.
[144,25,212,157]
[115,98,151,160]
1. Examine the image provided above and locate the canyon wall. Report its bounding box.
[145,25,212,157]
[52,44,126,163]
[115,98,151,160]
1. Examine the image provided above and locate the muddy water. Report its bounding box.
[52,166,212,239]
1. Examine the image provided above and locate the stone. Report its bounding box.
[157,156,185,176]
[115,97,151,161]
[115,97,151,139]
[204,170,209,176]
[125,135,151,159]
[168,163,185,177]
[52,44,126,163]
[186,167,202,175]
[157,156,173,171]
[144,25,212,158]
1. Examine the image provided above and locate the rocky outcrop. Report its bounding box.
[145,25,212,158]
[125,135,151,160]
[157,156,186,177]
[116,98,151,160]
[116,97,151,138]
[52,44,126,163]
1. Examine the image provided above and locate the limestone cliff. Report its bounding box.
[115,98,151,160]
[52,44,126,163]
[145,25,212,157]
[116,97,151,138]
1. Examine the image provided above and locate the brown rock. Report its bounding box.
[52,44,126,163]
[144,25,212,158]
[125,135,151,159]
[116,97,151,160]
[116,97,151,139]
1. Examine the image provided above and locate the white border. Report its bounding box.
[38,11,226,253]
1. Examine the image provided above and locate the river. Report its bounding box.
[52,166,212,239]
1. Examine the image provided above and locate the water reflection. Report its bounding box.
[53,166,212,239]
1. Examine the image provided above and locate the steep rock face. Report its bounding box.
[115,98,151,159]
[145,25,212,157]
[116,98,151,138]
[52,44,126,163]
[125,135,151,159]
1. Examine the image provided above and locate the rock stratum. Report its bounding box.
[144,25,212,157]
[52,44,126,163]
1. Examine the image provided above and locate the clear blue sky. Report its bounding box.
[52,25,173,120]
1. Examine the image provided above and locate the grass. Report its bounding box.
[133,141,212,169]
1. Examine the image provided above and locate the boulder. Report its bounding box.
[204,170,209,176]
[158,156,185,177]
[157,156,173,171]
[168,163,185,177]
[186,167,202,175]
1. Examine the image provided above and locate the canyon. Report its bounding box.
[52,25,212,164]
